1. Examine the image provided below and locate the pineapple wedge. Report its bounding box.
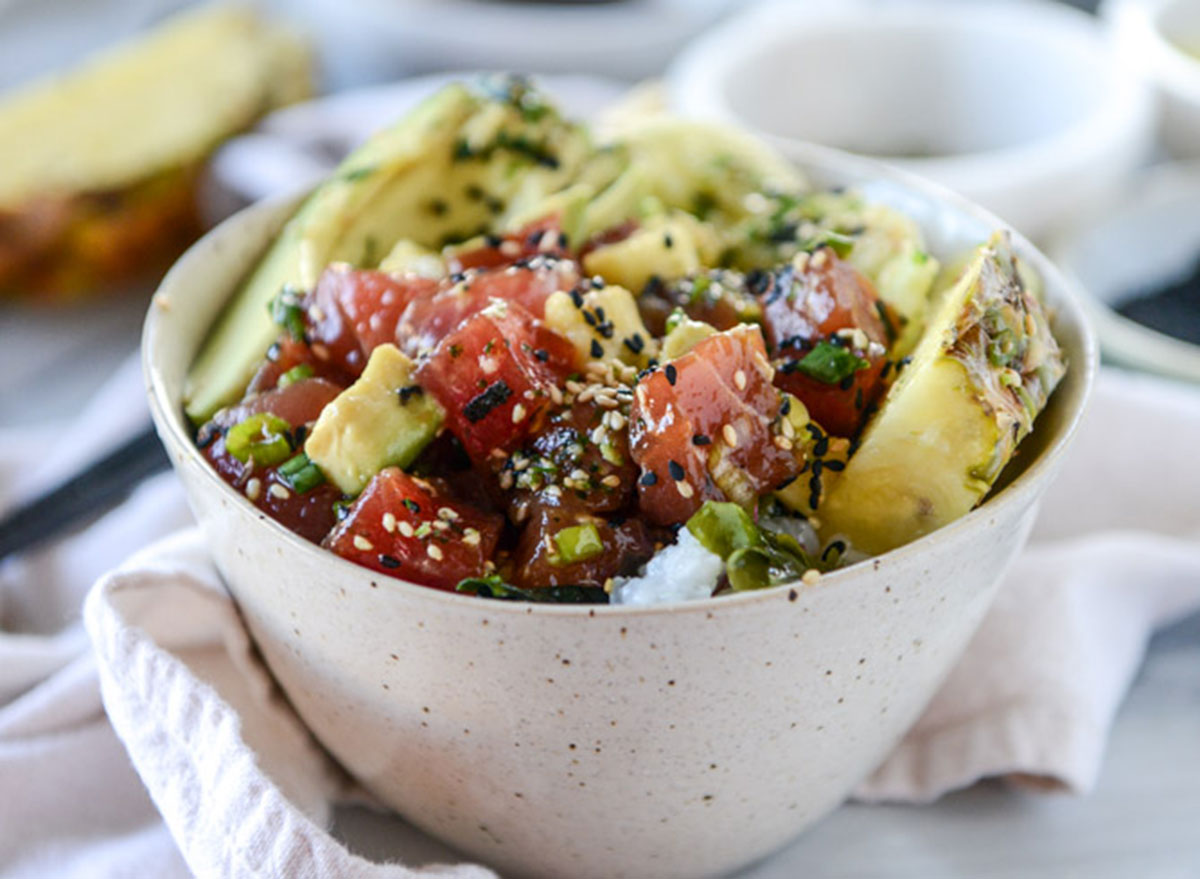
[0,6,312,301]
[818,232,1066,555]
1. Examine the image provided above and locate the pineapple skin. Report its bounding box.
[818,232,1066,555]
[0,7,313,302]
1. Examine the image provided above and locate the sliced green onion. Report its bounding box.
[268,286,307,341]
[277,364,314,388]
[278,452,325,493]
[456,575,609,604]
[794,341,869,385]
[225,414,292,466]
[685,501,761,560]
[551,523,604,566]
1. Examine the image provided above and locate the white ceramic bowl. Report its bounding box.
[1107,0,1200,157]
[667,0,1154,242]
[143,147,1095,879]
[1053,160,1200,382]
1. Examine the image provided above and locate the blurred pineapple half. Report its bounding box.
[0,5,312,302]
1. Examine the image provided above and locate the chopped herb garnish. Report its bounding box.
[226,414,292,467]
[464,380,513,423]
[268,287,306,341]
[278,452,325,494]
[277,364,314,388]
[793,341,869,385]
[456,575,609,604]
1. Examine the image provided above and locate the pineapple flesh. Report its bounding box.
[818,232,1066,555]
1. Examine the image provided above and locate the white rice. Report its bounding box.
[610,515,859,607]
[609,528,724,606]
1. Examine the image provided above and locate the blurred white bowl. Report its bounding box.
[285,0,733,87]
[1053,161,1200,383]
[1106,0,1200,157]
[666,0,1155,241]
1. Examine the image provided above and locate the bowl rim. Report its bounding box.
[143,139,1097,619]
[1053,159,1200,382]
[667,0,1150,183]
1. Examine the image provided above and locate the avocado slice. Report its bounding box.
[184,78,591,422]
[304,344,444,495]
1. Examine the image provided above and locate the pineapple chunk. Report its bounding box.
[819,232,1066,555]
[582,212,719,293]
[379,239,446,279]
[543,284,658,367]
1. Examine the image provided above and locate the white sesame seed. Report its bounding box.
[549,384,564,405]
[463,528,481,547]
[811,249,829,269]
[269,483,291,500]
[499,472,515,490]
[245,478,262,501]
[601,474,621,488]
[438,506,459,521]
[676,480,695,499]
[570,468,589,482]
[512,403,527,423]
[310,343,330,361]
[608,412,626,431]
[734,369,747,391]
[802,569,821,585]
[590,426,606,444]
[500,240,520,257]
[781,417,796,439]
[791,251,810,273]
[774,435,794,451]
[398,521,415,538]
[576,386,596,404]
[382,513,397,533]
[433,520,450,532]
[309,305,327,322]
[723,424,739,448]
[427,544,444,560]
[353,535,374,552]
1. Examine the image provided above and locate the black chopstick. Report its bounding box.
[0,425,172,562]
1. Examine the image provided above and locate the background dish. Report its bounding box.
[1053,160,1200,382]
[144,139,1094,878]
[667,0,1154,241]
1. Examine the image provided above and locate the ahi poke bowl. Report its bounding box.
[144,77,1094,879]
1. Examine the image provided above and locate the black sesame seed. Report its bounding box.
[822,459,845,472]
[668,460,685,481]
[570,289,584,308]
[813,435,830,458]
[534,348,550,363]
[776,474,797,490]
[595,307,607,323]
[582,309,597,327]
[398,385,424,405]
[665,364,677,386]
[663,234,674,249]
[855,387,864,410]
[839,375,855,391]
[880,360,894,380]
[597,321,614,339]
[692,434,711,446]
[640,471,658,486]
[623,334,645,355]
[590,339,604,358]
[379,555,401,569]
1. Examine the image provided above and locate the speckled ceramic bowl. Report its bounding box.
[143,145,1094,879]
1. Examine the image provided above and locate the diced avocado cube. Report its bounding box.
[304,344,444,494]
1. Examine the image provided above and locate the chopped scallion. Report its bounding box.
[794,341,869,385]
[277,364,314,388]
[278,452,325,493]
[225,414,292,467]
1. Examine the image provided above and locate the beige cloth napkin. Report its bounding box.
[2,361,1199,878]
